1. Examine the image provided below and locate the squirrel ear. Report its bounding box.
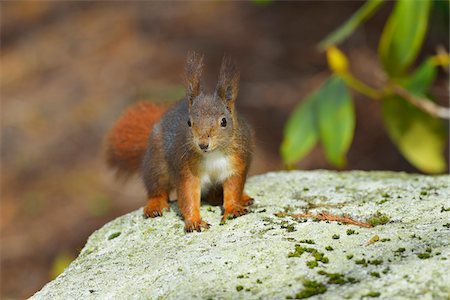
[185,51,204,108]
[216,56,240,111]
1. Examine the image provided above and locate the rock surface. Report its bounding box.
[31,171,450,299]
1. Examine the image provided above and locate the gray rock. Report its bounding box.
[31,171,450,299]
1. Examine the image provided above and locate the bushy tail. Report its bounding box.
[105,101,167,176]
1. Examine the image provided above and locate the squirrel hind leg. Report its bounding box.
[143,193,170,218]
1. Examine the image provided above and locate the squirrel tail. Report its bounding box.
[105,101,167,177]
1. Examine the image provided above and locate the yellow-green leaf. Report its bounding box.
[50,252,74,279]
[317,76,355,167]
[382,96,447,173]
[318,0,385,50]
[280,94,318,165]
[326,46,349,75]
[378,0,431,76]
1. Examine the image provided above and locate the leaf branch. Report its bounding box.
[389,84,450,119]
[327,47,450,119]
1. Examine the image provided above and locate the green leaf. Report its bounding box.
[281,76,355,167]
[317,76,355,167]
[401,58,436,96]
[318,0,384,50]
[280,93,318,165]
[382,96,447,173]
[378,0,432,76]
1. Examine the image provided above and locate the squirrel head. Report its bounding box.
[185,52,240,154]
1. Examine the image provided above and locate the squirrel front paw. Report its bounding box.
[221,205,248,224]
[143,200,170,218]
[184,219,210,233]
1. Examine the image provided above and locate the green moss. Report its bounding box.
[288,244,306,257]
[289,245,328,265]
[441,206,450,212]
[332,234,340,239]
[256,279,262,284]
[377,199,389,204]
[312,251,329,264]
[346,254,354,260]
[364,291,381,297]
[294,280,327,299]
[299,239,315,244]
[317,270,347,285]
[107,232,121,240]
[281,221,296,232]
[355,258,368,267]
[417,253,431,259]
[346,229,356,235]
[394,247,406,254]
[325,246,333,251]
[425,247,432,253]
[369,259,383,266]
[348,277,358,284]
[236,285,244,291]
[306,260,318,269]
[370,272,380,278]
[367,212,390,226]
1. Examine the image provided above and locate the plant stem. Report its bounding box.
[390,84,450,119]
[341,73,383,99]
[337,62,450,120]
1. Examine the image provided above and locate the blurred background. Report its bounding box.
[1,1,448,298]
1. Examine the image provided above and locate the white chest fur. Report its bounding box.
[199,151,234,191]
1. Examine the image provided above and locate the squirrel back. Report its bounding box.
[105,101,168,176]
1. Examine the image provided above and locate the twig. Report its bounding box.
[289,212,373,228]
[390,84,450,119]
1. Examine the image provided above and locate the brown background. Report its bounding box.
[1,1,448,298]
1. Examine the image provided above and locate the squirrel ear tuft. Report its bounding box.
[216,56,240,111]
[185,51,204,107]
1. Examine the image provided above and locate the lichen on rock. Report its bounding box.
[31,171,450,299]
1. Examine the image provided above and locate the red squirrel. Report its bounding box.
[106,52,254,232]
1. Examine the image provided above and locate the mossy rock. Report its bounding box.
[31,171,450,299]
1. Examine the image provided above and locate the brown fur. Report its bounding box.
[105,102,167,176]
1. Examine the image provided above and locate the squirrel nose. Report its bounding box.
[199,143,209,151]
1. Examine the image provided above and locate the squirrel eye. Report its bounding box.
[220,117,227,127]
[187,119,192,127]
